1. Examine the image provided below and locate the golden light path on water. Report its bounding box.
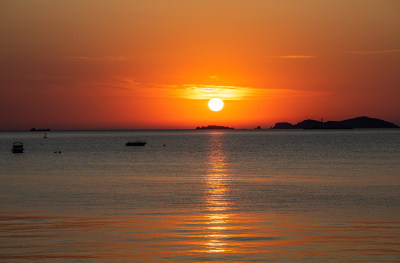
[203,132,231,254]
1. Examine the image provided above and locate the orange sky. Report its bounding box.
[1,0,399,130]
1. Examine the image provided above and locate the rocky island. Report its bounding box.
[273,116,399,129]
[196,125,234,130]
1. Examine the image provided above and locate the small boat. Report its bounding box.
[126,141,146,146]
[12,142,24,153]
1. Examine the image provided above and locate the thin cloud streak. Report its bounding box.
[165,84,331,101]
[70,56,129,61]
[345,49,400,55]
[33,76,333,102]
[279,55,316,59]
[177,84,256,100]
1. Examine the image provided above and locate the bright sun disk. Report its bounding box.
[208,98,224,112]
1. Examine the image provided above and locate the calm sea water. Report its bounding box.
[1,129,399,262]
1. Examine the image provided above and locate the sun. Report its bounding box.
[208,98,224,112]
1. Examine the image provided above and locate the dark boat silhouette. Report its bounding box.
[126,141,146,146]
[12,142,24,153]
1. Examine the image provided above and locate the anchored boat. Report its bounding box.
[12,142,24,153]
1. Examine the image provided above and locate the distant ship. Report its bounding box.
[196,125,234,130]
[31,128,50,131]
[126,141,146,146]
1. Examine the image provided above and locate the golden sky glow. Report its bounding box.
[0,0,399,129]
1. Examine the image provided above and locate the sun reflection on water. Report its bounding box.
[203,132,233,254]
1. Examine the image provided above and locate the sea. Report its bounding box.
[0,129,399,262]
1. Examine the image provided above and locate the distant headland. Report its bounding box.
[273,116,399,129]
[30,127,51,131]
[196,125,234,130]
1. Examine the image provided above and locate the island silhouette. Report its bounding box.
[30,127,51,131]
[273,116,399,129]
[196,125,234,130]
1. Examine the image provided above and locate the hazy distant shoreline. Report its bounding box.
[272,116,399,129]
[1,116,399,132]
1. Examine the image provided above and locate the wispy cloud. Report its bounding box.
[73,80,255,100]
[279,55,316,59]
[55,76,332,101]
[165,84,256,100]
[345,49,400,55]
[70,56,129,61]
[164,84,331,101]
[85,77,142,91]
[208,75,220,80]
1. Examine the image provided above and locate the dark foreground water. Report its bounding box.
[1,129,399,262]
